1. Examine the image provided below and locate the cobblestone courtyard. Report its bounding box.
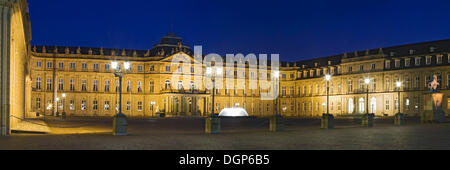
[1,117,450,150]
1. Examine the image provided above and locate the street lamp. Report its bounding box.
[325,75,331,115]
[273,70,280,116]
[61,93,66,119]
[361,78,374,127]
[111,61,130,136]
[364,78,370,115]
[394,81,405,125]
[396,81,402,114]
[206,66,222,117]
[205,66,222,134]
[321,74,334,129]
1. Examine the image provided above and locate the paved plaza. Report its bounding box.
[1,117,450,150]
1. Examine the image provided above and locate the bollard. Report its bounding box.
[361,113,374,127]
[270,115,284,132]
[113,113,128,136]
[321,113,334,129]
[205,116,220,134]
[394,113,405,125]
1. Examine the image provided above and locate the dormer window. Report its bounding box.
[437,55,442,64]
[385,60,391,69]
[314,63,318,67]
[328,61,331,65]
[415,57,421,66]
[409,49,415,55]
[430,46,436,53]
[395,59,400,68]
[426,56,432,65]
[390,52,395,57]
[405,58,411,67]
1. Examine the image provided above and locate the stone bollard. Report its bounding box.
[270,115,284,132]
[394,113,405,125]
[361,113,374,127]
[321,113,334,129]
[113,113,128,136]
[205,116,220,134]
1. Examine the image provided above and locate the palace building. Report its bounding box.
[29,34,450,118]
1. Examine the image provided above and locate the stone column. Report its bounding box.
[0,1,12,136]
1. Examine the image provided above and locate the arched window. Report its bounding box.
[359,97,365,113]
[370,97,376,114]
[165,80,170,90]
[348,98,354,114]
[177,81,183,90]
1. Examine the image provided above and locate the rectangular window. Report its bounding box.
[82,63,87,70]
[138,101,143,111]
[36,61,42,68]
[81,80,87,91]
[36,98,41,110]
[36,77,41,90]
[138,65,143,72]
[70,100,75,110]
[166,65,170,72]
[46,79,52,91]
[93,100,98,110]
[385,60,390,69]
[105,80,110,92]
[371,63,376,70]
[81,100,87,110]
[127,101,131,111]
[70,79,75,91]
[348,66,352,73]
[149,81,154,93]
[415,76,420,89]
[93,80,98,91]
[105,64,110,71]
[415,57,421,66]
[70,63,76,69]
[93,63,99,71]
[282,86,286,96]
[138,81,142,93]
[58,78,63,91]
[47,62,53,69]
[348,80,352,93]
[360,65,364,71]
[104,101,110,111]
[385,100,390,110]
[58,62,64,69]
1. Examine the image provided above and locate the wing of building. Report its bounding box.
[29,33,450,118]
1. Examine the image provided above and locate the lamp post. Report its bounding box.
[270,70,284,132]
[61,93,66,119]
[394,81,405,125]
[321,74,334,129]
[206,67,222,117]
[273,70,280,116]
[365,78,370,115]
[362,78,374,127]
[205,66,222,134]
[111,61,130,136]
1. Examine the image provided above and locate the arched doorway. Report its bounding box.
[348,98,354,114]
[359,97,365,114]
[370,97,376,114]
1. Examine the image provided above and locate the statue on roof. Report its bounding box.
[65,47,70,54]
[76,47,81,54]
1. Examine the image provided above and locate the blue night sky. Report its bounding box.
[29,0,450,62]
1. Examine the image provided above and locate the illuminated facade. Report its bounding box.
[30,34,450,118]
